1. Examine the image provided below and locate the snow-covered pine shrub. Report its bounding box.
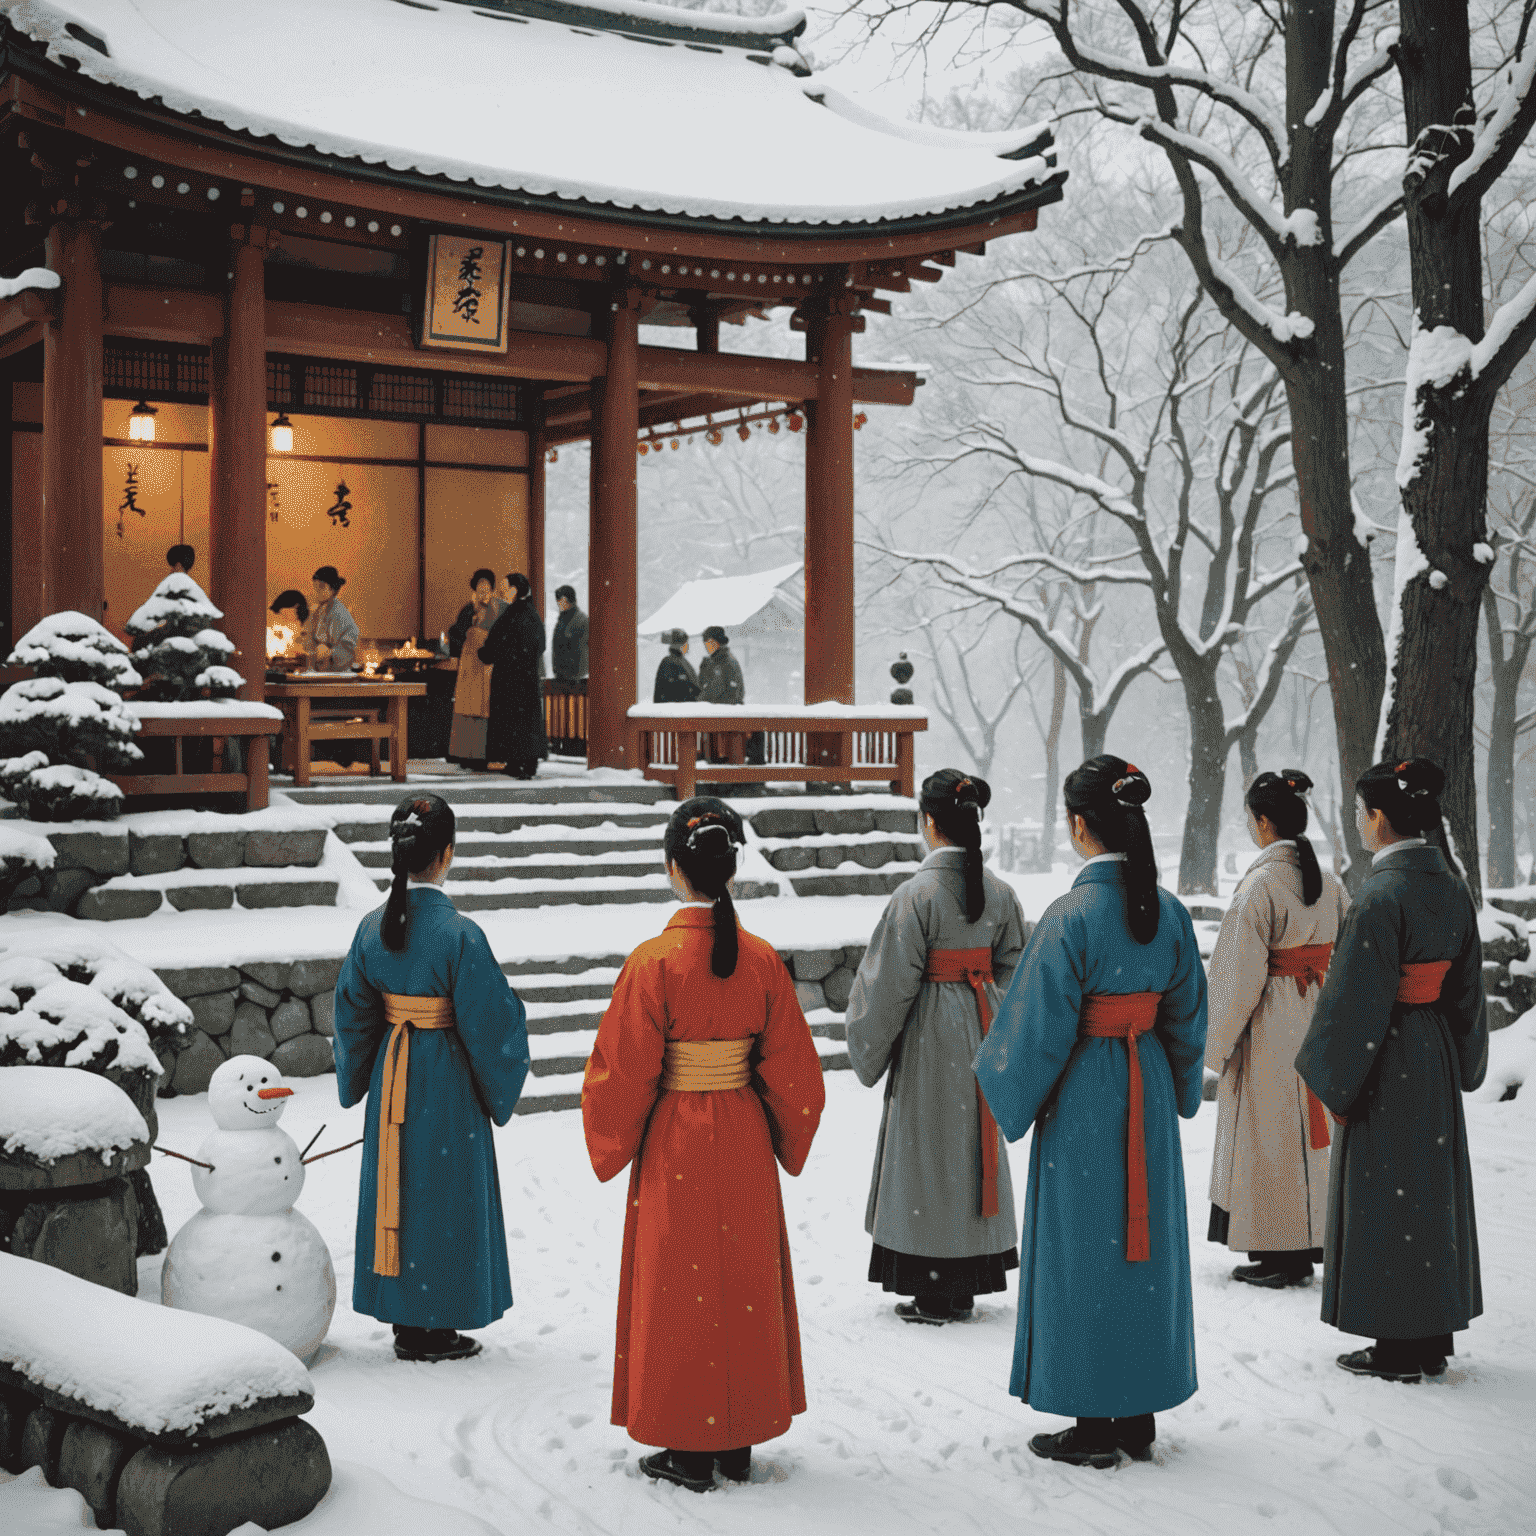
[126,574,243,702]
[0,823,54,907]
[0,612,143,820]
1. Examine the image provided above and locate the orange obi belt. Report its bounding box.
[661,1037,754,1093]
[923,947,1001,1220]
[1397,960,1452,1006]
[1080,992,1163,1263]
[374,992,456,1278]
[1268,943,1335,1151]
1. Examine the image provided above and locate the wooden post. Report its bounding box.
[208,230,267,703]
[42,221,104,622]
[587,286,642,769]
[804,300,857,706]
[527,395,547,619]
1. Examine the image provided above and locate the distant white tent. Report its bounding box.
[637,562,804,640]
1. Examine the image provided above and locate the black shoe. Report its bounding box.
[1336,1347,1422,1383]
[1117,1436,1155,1462]
[392,1328,482,1363]
[716,1447,752,1483]
[1421,1356,1448,1379]
[1028,1426,1119,1469]
[640,1450,715,1493]
[895,1300,951,1325]
[1232,1261,1311,1289]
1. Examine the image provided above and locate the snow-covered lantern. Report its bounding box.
[890,652,915,706]
[127,399,157,442]
[269,412,294,453]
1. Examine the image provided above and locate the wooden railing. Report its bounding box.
[544,678,588,756]
[105,712,275,810]
[629,707,926,800]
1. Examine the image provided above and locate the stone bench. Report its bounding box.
[0,1252,330,1535]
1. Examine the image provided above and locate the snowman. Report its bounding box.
[162,1055,336,1361]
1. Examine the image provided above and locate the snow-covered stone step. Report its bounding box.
[510,969,621,1004]
[523,998,607,1035]
[435,851,662,882]
[528,1028,598,1077]
[788,864,921,898]
[283,782,668,808]
[334,805,672,842]
[350,825,664,864]
[445,876,675,912]
[501,954,627,978]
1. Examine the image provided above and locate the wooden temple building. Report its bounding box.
[0,0,1065,768]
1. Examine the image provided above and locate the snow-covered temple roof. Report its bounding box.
[0,0,1066,231]
[639,561,805,638]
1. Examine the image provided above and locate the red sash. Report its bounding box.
[1397,960,1452,1006]
[1268,943,1334,1150]
[1079,992,1163,1263]
[924,947,1001,1219]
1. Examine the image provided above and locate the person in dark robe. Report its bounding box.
[697,627,745,704]
[269,589,309,634]
[166,544,196,575]
[652,628,699,704]
[479,572,546,779]
[446,568,507,769]
[332,794,530,1363]
[583,798,825,1493]
[1295,757,1487,1384]
[844,771,1029,1324]
[975,756,1207,1469]
[552,585,589,680]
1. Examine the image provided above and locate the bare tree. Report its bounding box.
[856,0,1408,877]
[1382,0,1536,902]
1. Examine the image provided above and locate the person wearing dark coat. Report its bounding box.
[552,586,589,681]
[479,572,547,780]
[1295,757,1488,1385]
[652,628,699,704]
[697,627,745,705]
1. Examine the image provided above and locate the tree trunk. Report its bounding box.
[1282,2,1389,889]
[1176,661,1228,895]
[1080,705,1108,760]
[1033,652,1067,872]
[1385,0,1493,906]
[1238,725,1259,786]
[1483,589,1531,893]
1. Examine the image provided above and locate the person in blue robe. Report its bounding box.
[976,756,1207,1469]
[333,793,530,1362]
[1295,757,1486,1384]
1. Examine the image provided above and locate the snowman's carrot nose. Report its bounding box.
[257,1087,293,1100]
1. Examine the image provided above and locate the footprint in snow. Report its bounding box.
[1436,1467,1477,1500]
[567,1412,593,1429]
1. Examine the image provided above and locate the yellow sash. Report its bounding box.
[374,992,456,1278]
[660,1037,755,1093]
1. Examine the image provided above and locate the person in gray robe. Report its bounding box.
[1295,756,1488,1384]
[303,565,359,672]
[844,769,1031,1324]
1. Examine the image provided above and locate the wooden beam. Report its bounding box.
[15,77,1046,269]
[908,265,945,284]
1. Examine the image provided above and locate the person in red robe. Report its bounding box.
[582,797,825,1493]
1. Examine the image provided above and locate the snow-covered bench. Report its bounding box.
[107,702,285,812]
[0,1252,330,1535]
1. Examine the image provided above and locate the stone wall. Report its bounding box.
[155,959,340,1096]
[1485,895,1535,1030]
[778,944,867,1017]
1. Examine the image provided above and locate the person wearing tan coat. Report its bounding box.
[1206,771,1348,1288]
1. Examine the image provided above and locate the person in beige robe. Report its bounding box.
[1206,770,1348,1288]
[446,569,506,767]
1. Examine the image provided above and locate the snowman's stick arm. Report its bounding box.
[153,1145,214,1171]
[299,1124,327,1161]
[303,1137,365,1165]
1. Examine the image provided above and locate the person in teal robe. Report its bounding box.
[976,756,1207,1468]
[333,793,530,1362]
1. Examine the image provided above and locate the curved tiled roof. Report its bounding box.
[1,0,1064,230]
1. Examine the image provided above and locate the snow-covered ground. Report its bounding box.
[5,1066,1532,1536]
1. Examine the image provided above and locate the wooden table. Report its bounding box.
[267,679,427,788]
[105,712,276,810]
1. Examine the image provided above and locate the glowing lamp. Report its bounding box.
[127,400,157,442]
[270,412,294,453]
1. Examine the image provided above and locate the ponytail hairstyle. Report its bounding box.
[1063,754,1159,945]
[1357,756,1447,840]
[920,768,990,923]
[1246,768,1322,906]
[664,796,746,978]
[382,794,456,952]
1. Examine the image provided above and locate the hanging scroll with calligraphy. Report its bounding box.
[421,234,512,353]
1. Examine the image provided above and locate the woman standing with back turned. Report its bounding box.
[976,756,1207,1469]
[1206,770,1348,1289]
[843,770,1030,1325]
[1296,758,1487,1383]
[582,798,825,1493]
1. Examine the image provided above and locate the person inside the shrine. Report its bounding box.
[1205,770,1347,1290]
[843,770,1030,1325]
[652,627,699,703]
[975,756,1207,1469]
[304,565,359,672]
[582,797,825,1494]
[166,544,196,574]
[1295,758,1486,1385]
[446,568,507,770]
[332,793,530,1363]
[268,589,309,637]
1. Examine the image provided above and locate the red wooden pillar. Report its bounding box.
[208,230,268,703]
[804,300,857,707]
[527,396,547,618]
[42,221,104,622]
[586,287,642,769]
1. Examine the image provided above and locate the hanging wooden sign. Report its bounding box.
[420,234,512,353]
